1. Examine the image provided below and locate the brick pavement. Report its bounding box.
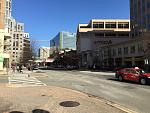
[0,86,127,113]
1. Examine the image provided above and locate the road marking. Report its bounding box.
[8,76,46,87]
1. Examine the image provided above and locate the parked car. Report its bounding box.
[115,67,150,85]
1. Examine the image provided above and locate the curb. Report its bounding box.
[48,86,139,113]
[87,94,138,113]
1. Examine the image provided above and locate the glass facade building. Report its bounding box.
[50,31,76,50]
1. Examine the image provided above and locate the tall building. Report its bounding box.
[77,19,130,67]
[0,0,11,73]
[10,18,30,64]
[0,0,5,29]
[4,0,12,33]
[50,31,76,53]
[130,0,150,36]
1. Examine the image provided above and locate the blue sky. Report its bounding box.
[12,0,130,47]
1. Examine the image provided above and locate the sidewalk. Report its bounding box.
[0,86,128,113]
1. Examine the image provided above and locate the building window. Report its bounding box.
[118,22,129,28]
[112,49,116,57]
[13,42,15,46]
[124,47,128,55]
[18,25,20,30]
[16,41,18,47]
[138,44,143,52]
[118,48,122,55]
[147,2,150,8]
[105,22,116,28]
[130,46,135,54]
[21,26,23,30]
[93,22,104,28]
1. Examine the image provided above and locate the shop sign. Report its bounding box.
[94,40,112,45]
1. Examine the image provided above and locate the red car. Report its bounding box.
[115,67,150,85]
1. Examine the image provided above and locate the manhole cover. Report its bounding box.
[32,109,50,113]
[59,101,80,107]
[9,111,24,113]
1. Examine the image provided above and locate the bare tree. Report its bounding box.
[20,39,40,65]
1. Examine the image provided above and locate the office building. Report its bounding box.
[50,31,76,53]
[130,0,150,36]
[77,19,131,67]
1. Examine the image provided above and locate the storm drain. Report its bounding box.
[59,101,80,107]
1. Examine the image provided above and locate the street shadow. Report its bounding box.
[107,78,150,86]
[32,109,50,113]
[9,111,24,113]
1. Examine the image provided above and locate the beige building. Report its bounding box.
[39,47,50,60]
[10,18,24,63]
[77,19,131,67]
[0,0,11,74]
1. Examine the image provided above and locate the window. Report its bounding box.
[124,47,128,55]
[118,22,129,28]
[118,48,122,55]
[93,23,99,28]
[105,22,116,28]
[93,22,104,28]
[130,46,135,54]
[138,44,143,52]
[16,41,18,47]
[130,70,136,74]
[147,2,150,8]
[18,25,20,30]
[21,26,23,30]
[112,49,116,56]
[13,42,15,46]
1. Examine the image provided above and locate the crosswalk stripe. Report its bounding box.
[8,76,46,87]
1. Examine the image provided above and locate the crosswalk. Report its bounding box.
[8,74,46,87]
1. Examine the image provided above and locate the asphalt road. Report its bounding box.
[37,70,150,113]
